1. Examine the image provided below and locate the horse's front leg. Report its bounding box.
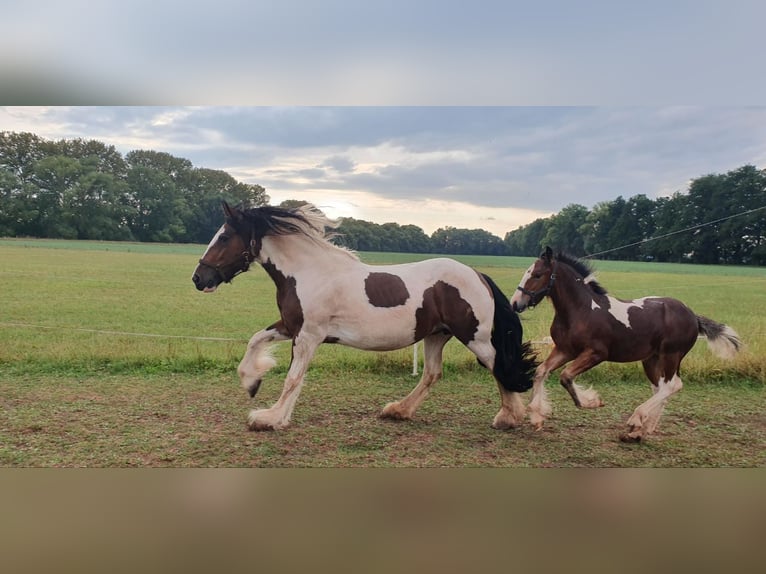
[558,349,605,409]
[238,322,290,397]
[528,346,569,430]
[247,331,321,431]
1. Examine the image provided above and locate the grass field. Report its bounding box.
[1,238,764,467]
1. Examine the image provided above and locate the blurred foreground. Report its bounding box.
[1,469,762,573]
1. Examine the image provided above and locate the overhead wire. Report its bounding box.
[584,204,766,259]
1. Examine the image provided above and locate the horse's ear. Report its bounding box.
[542,246,553,261]
[222,201,242,221]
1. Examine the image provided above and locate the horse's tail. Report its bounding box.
[481,273,539,392]
[697,315,742,360]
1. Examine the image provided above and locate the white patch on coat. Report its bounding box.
[605,296,660,328]
[203,224,226,254]
[195,224,226,292]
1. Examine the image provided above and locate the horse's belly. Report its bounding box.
[326,316,417,352]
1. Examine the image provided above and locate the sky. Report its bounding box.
[3,2,766,236]
[2,106,765,237]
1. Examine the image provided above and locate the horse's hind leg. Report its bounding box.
[465,338,526,430]
[238,322,290,397]
[640,355,665,434]
[380,332,452,421]
[491,386,526,430]
[621,354,683,443]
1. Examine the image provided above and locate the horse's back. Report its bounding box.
[604,295,699,360]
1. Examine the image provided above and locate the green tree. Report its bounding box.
[717,165,766,264]
[62,171,134,240]
[125,166,186,242]
[28,155,82,237]
[431,226,506,255]
[182,168,268,243]
[504,218,549,256]
[645,193,690,262]
[541,204,589,256]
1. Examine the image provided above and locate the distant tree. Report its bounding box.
[431,226,506,255]
[0,131,56,184]
[28,155,82,237]
[182,168,268,243]
[541,204,589,256]
[399,224,432,253]
[125,166,186,242]
[279,199,311,210]
[504,218,549,256]
[717,165,766,264]
[62,170,133,240]
[644,193,690,262]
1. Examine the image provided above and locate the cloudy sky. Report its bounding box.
[2,106,765,236]
[3,2,766,236]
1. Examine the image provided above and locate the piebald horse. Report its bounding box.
[192,202,537,431]
[510,247,742,442]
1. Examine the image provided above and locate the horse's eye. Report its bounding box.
[531,273,541,279]
[219,235,229,244]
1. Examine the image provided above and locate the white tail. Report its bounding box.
[698,316,741,360]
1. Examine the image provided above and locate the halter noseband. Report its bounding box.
[516,262,557,307]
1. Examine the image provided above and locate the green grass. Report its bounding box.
[1,239,764,467]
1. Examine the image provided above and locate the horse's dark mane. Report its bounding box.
[555,251,608,295]
[232,204,357,259]
[233,205,318,237]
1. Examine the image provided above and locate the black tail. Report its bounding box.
[482,273,538,392]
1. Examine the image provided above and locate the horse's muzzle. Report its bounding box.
[192,269,220,292]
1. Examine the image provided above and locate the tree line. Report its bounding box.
[331,164,766,265]
[2,132,764,264]
[0,132,268,243]
[504,164,766,265]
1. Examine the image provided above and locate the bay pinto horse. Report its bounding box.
[192,202,537,431]
[510,247,742,442]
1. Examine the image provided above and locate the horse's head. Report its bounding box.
[192,202,257,293]
[510,246,556,312]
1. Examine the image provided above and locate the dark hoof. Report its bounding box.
[247,380,261,398]
[619,432,642,443]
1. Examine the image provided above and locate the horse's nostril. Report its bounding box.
[192,274,200,285]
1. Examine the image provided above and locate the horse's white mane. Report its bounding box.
[284,205,358,260]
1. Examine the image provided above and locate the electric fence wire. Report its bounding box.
[584,204,766,260]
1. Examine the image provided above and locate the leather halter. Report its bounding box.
[516,262,557,307]
[197,235,258,284]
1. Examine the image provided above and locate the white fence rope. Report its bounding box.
[0,321,247,342]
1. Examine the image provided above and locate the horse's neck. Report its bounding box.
[259,235,354,275]
[550,265,595,321]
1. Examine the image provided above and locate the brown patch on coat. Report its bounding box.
[364,272,410,308]
[414,280,479,343]
[262,260,303,336]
